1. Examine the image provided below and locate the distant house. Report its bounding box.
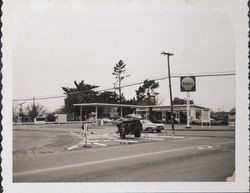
[228,109,235,127]
[34,115,46,124]
[54,114,67,123]
[210,111,229,125]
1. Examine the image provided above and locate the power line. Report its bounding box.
[120,71,235,89]
[13,71,235,102]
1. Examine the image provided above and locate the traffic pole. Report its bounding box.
[186,92,191,128]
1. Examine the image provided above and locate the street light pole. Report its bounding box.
[161,51,175,135]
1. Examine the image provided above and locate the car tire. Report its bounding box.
[147,128,153,133]
[119,127,126,139]
[156,129,161,133]
[134,131,141,138]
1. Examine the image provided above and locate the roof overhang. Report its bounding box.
[73,103,209,110]
[73,103,141,108]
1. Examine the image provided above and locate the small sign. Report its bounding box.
[201,110,210,122]
[180,76,196,92]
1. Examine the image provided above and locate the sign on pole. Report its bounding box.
[186,92,191,128]
[180,76,196,128]
[180,76,196,92]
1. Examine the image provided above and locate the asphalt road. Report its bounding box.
[13,134,234,182]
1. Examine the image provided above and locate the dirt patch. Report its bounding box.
[44,134,81,149]
[13,134,82,156]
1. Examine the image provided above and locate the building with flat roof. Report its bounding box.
[136,104,209,124]
[73,103,209,124]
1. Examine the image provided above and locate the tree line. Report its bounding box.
[13,59,200,122]
[61,60,161,119]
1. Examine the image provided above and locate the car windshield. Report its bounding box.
[141,120,153,124]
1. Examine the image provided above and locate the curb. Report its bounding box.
[166,129,235,132]
[173,134,235,138]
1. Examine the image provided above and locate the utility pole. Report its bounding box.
[161,51,175,135]
[18,102,26,123]
[19,102,25,116]
[32,97,35,107]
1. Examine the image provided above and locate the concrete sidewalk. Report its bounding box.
[164,124,235,131]
[164,125,235,138]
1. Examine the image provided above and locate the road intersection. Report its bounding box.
[13,124,235,182]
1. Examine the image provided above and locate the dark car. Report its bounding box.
[115,117,142,139]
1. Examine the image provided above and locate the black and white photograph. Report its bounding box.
[2,0,249,192]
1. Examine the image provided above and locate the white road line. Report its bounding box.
[13,141,234,177]
[92,142,107,147]
[159,136,185,139]
[164,137,201,143]
[147,138,165,141]
[114,140,139,143]
[198,145,214,150]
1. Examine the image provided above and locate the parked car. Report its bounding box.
[102,118,114,124]
[165,118,179,124]
[140,119,164,133]
[210,118,224,125]
[191,119,202,125]
[191,118,224,125]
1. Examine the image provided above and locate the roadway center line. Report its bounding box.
[13,141,234,177]
[163,137,201,143]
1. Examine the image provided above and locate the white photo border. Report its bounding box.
[2,0,249,192]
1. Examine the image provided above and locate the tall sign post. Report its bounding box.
[180,76,196,128]
[161,51,175,135]
[186,91,191,128]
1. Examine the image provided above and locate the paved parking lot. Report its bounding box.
[13,123,235,156]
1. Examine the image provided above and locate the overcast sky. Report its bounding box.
[12,0,236,112]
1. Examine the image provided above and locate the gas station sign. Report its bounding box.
[180,76,196,92]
